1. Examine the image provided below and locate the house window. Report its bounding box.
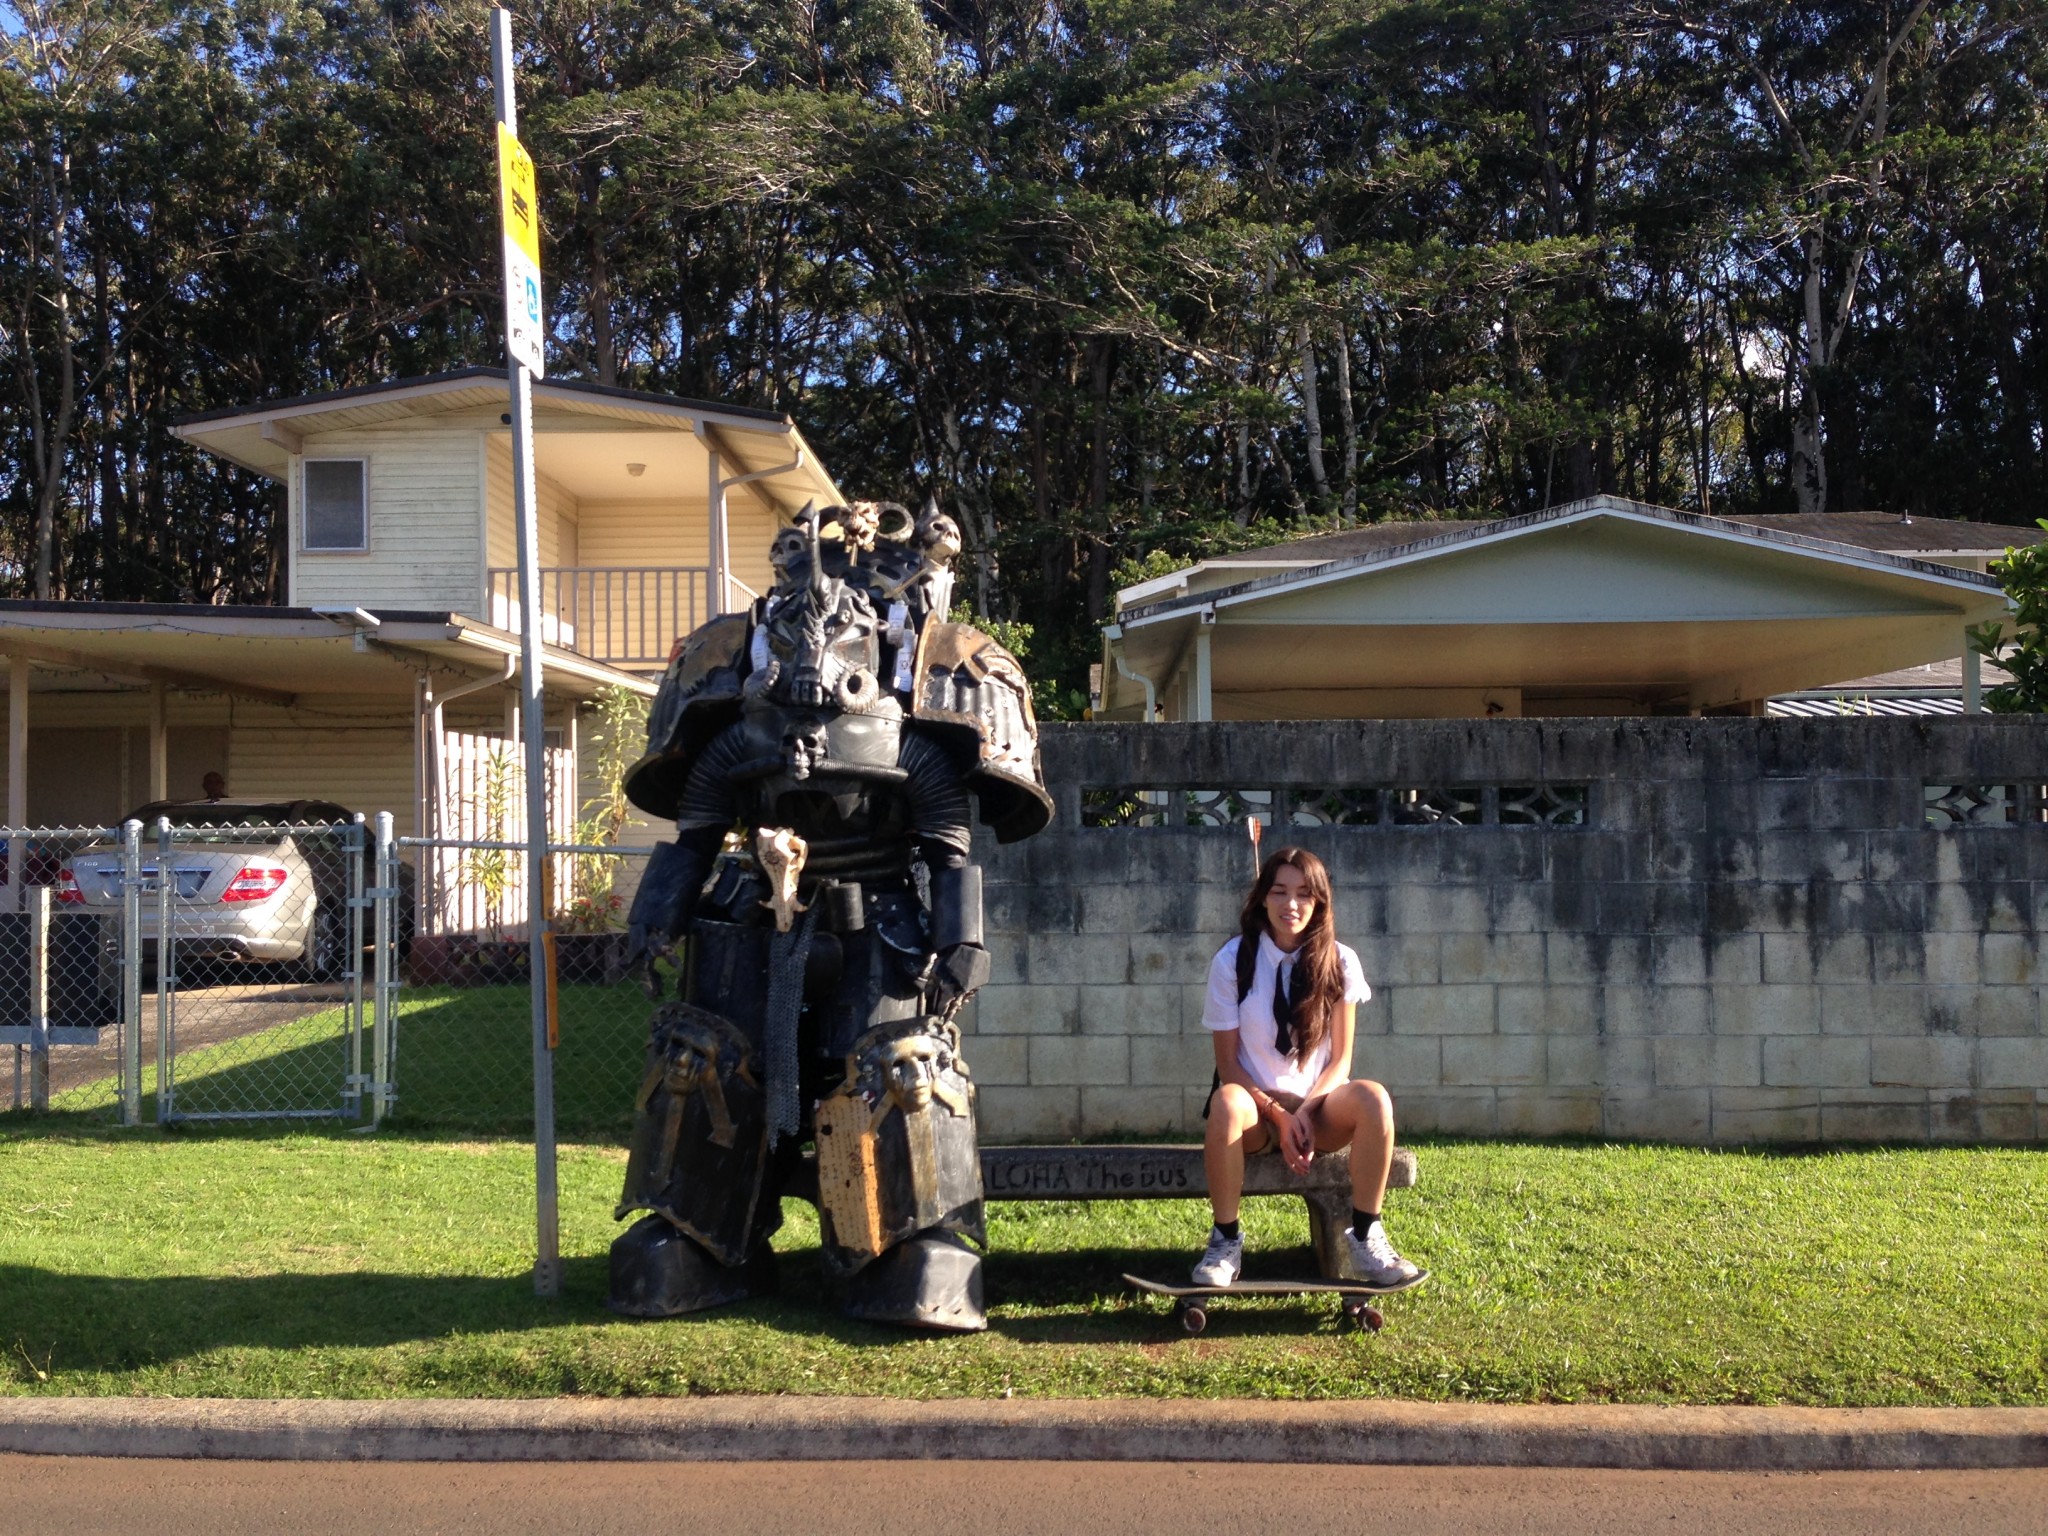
[303,459,368,551]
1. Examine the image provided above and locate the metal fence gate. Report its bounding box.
[5,812,656,1136]
[3,814,399,1128]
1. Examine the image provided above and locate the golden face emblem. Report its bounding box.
[883,1033,941,1111]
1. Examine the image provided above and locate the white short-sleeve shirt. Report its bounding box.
[1202,932,1371,1097]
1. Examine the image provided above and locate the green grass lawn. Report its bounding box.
[388,983,645,1135]
[2,1129,2044,1404]
[25,981,647,1134]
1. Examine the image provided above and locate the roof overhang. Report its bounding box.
[1102,499,2012,715]
[0,602,658,706]
[172,367,843,514]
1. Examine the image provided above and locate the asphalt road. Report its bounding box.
[4,1458,2044,1536]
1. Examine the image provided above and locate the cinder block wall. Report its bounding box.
[960,718,2048,1145]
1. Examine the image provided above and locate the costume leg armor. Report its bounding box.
[610,979,776,1316]
[815,1014,988,1331]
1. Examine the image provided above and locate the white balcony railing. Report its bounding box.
[486,566,714,669]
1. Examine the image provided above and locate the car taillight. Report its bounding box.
[55,868,84,904]
[221,865,288,903]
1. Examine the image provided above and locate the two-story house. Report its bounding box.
[0,367,843,921]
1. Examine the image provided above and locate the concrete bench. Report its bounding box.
[978,1143,1419,1280]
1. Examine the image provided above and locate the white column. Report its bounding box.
[1963,635,1982,714]
[706,442,729,616]
[1192,624,1214,723]
[148,682,168,801]
[7,654,27,911]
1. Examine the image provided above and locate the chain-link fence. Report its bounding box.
[389,836,649,1137]
[2,816,396,1128]
[4,817,654,1138]
[1,825,129,1122]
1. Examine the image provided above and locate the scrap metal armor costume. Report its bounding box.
[610,500,1050,1331]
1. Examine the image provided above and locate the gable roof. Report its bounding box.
[174,365,792,430]
[1101,495,2013,718]
[172,366,843,508]
[1117,496,2003,627]
[1118,500,2039,611]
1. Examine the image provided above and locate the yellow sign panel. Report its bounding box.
[496,122,544,377]
[497,122,540,267]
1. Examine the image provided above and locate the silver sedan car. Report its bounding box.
[57,799,389,980]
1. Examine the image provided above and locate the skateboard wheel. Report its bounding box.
[1179,1303,1208,1335]
[1359,1304,1385,1333]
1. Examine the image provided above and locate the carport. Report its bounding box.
[0,601,654,909]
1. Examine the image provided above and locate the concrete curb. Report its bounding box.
[3,1397,2046,1470]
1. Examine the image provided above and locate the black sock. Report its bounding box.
[1352,1209,1379,1240]
[1213,1219,1240,1241]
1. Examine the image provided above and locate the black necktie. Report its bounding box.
[1273,959,1298,1055]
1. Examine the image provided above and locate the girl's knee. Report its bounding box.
[1211,1081,1259,1130]
[1348,1078,1394,1130]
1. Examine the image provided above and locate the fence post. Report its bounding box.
[120,819,143,1126]
[344,816,366,1119]
[154,817,173,1125]
[372,812,395,1129]
[27,884,50,1112]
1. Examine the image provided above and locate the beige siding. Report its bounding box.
[0,692,416,833]
[485,434,515,573]
[229,722,417,836]
[289,425,483,614]
[727,496,777,601]
[556,503,579,569]
[484,434,579,570]
[484,437,589,640]
[577,499,709,567]
[579,495,775,600]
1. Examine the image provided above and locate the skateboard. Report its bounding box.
[1123,1270,1429,1335]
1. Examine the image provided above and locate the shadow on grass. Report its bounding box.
[0,1237,1340,1367]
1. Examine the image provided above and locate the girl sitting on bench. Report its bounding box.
[1193,845,1421,1287]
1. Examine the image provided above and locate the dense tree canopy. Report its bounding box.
[3,0,2045,696]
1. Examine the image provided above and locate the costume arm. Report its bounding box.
[623,723,747,993]
[900,729,988,1016]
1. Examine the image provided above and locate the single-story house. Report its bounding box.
[1097,496,2040,722]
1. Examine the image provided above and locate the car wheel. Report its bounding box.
[298,901,346,982]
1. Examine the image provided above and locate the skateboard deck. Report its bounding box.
[1123,1270,1429,1335]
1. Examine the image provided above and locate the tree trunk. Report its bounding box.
[585,162,616,387]
[1333,326,1358,525]
[31,146,78,601]
[1085,338,1114,624]
[1790,235,1830,514]
[1298,319,1330,523]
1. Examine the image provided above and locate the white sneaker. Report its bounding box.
[1190,1227,1243,1287]
[1344,1221,1421,1286]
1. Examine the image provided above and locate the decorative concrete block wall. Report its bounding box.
[961,717,2048,1145]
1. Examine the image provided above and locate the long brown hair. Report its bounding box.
[1238,846,1344,1063]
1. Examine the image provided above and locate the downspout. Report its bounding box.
[695,421,804,615]
[427,657,518,830]
[423,657,517,936]
[1102,623,1159,722]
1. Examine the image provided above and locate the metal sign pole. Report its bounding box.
[491,6,560,1299]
